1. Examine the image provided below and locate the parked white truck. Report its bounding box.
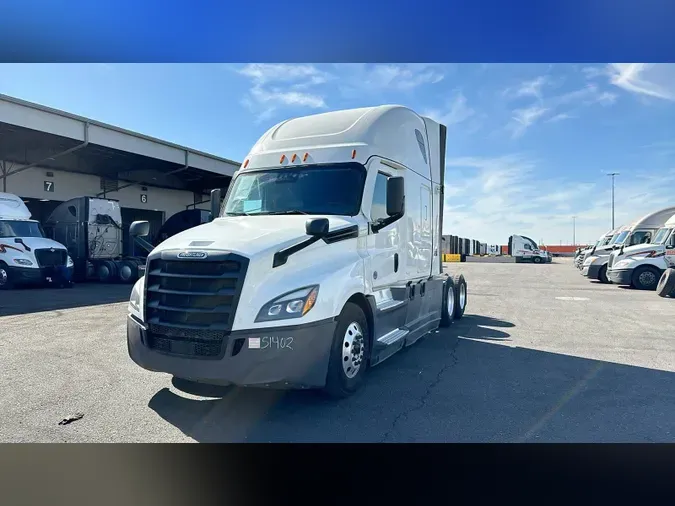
[126,105,469,398]
[0,192,74,289]
[577,227,621,270]
[508,234,550,263]
[607,212,675,290]
[581,206,675,283]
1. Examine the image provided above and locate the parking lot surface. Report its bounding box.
[2,258,675,443]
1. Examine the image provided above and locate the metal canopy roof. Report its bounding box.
[0,94,241,194]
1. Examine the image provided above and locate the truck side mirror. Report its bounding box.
[129,220,150,237]
[305,217,329,237]
[210,188,222,221]
[386,177,405,216]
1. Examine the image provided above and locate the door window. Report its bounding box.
[371,172,389,223]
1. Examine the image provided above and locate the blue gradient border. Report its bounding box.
[1,0,673,62]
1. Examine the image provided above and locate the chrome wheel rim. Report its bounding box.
[447,286,455,316]
[342,322,364,379]
[0,268,7,286]
[459,283,466,309]
[639,271,657,287]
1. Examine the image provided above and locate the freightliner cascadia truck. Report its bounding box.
[126,105,469,398]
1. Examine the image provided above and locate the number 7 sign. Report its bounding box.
[44,181,54,192]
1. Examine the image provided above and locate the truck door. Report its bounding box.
[367,169,403,291]
[665,231,675,268]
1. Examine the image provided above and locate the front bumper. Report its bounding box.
[582,263,602,279]
[608,268,633,286]
[127,316,337,389]
[8,265,74,286]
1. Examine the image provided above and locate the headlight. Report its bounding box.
[584,256,597,265]
[67,255,74,267]
[256,285,319,322]
[613,260,631,269]
[128,277,144,320]
[13,258,33,266]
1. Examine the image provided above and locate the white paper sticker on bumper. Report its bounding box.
[248,337,261,349]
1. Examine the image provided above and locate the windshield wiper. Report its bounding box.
[263,210,311,215]
[225,212,250,216]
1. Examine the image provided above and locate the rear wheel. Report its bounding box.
[452,274,467,319]
[632,265,661,291]
[0,264,13,290]
[439,277,456,327]
[118,260,139,284]
[323,302,369,399]
[598,264,609,284]
[657,268,675,298]
[96,260,119,283]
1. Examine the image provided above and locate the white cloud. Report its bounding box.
[237,64,330,122]
[508,105,549,138]
[442,153,674,245]
[607,63,675,101]
[546,112,575,123]
[422,91,475,127]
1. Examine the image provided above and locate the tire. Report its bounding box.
[323,302,370,399]
[452,273,467,319]
[656,268,675,298]
[96,260,119,283]
[118,260,139,284]
[439,276,456,327]
[0,263,13,290]
[533,256,542,264]
[598,264,610,284]
[631,265,662,291]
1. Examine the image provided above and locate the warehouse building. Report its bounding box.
[0,93,239,251]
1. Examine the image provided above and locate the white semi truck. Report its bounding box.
[607,212,675,290]
[508,234,550,263]
[0,192,74,289]
[581,206,675,283]
[576,227,621,270]
[126,105,469,398]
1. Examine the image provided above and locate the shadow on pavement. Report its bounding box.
[0,283,132,317]
[147,313,675,443]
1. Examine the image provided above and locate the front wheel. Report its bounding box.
[323,302,369,399]
[533,256,542,264]
[598,264,610,284]
[632,266,661,291]
[0,264,13,290]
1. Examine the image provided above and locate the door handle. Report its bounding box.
[394,253,399,272]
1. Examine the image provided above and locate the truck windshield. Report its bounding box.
[613,231,629,245]
[652,227,672,245]
[222,164,367,217]
[0,220,45,238]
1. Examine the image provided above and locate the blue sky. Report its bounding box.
[1,63,674,245]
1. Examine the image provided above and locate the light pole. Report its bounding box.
[572,215,576,246]
[607,172,619,229]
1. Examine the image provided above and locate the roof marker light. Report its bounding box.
[280,154,286,163]
[291,154,297,162]
[243,159,249,168]
[351,149,357,159]
[303,153,309,162]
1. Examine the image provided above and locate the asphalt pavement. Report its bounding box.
[2,258,675,442]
